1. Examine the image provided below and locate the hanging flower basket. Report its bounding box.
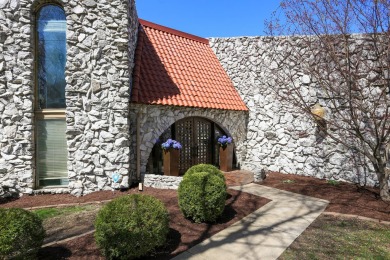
[162,139,182,176]
[218,136,233,172]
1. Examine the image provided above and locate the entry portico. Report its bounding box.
[129,19,248,177]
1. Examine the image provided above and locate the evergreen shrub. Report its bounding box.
[94,194,169,260]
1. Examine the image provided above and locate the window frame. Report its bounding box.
[33,2,68,188]
[34,2,67,111]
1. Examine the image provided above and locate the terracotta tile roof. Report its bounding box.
[131,19,248,111]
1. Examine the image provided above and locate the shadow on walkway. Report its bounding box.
[174,183,329,260]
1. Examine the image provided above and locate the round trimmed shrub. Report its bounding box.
[184,164,225,182]
[178,171,227,223]
[0,208,45,259]
[94,194,169,260]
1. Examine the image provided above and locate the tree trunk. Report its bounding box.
[377,166,390,202]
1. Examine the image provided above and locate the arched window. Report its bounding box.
[37,4,66,109]
[35,4,68,187]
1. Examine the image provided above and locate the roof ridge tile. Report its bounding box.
[139,19,209,45]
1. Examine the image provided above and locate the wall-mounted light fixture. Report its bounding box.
[311,103,326,120]
[311,103,327,140]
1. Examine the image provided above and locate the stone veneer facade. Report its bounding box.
[0,0,138,196]
[209,36,380,187]
[1,1,386,197]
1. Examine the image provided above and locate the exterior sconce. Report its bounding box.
[311,103,327,139]
[311,103,325,120]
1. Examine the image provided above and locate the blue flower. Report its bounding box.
[162,139,182,150]
[218,135,233,146]
[172,142,182,149]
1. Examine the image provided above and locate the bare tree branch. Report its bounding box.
[266,0,390,201]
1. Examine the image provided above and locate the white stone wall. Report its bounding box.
[143,174,182,190]
[65,0,138,196]
[210,36,378,186]
[0,0,139,197]
[129,104,248,176]
[1,0,37,196]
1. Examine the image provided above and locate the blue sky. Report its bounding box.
[136,1,282,38]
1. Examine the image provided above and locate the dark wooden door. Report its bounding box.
[175,118,212,174]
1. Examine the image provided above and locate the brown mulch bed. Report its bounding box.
[0,186,269,259]
[0,171,252,209]
[260,172,390,222]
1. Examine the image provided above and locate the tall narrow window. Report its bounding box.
[35,4,68,187]
[37,5,66,109]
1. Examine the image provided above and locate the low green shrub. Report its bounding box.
[178,171,227,223]
[94,194,169,260]
[0,208,45,259]
[327,179,340,186]
[184,164,225,181]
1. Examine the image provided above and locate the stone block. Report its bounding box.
[100,131,114,140]
[71,189,82,197]
[301,75,310,84]
[0,0,8,9]
[114,137,128,147]
[73,5,85,14]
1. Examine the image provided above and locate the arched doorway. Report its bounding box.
[147,117,233,175]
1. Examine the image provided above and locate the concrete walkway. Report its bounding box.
[173,183,329,260]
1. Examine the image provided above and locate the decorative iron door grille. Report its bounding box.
[148,117,231,176]
[175,118,213,174]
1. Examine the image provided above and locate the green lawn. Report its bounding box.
[33,205,97,220]
[280,214,390,260]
